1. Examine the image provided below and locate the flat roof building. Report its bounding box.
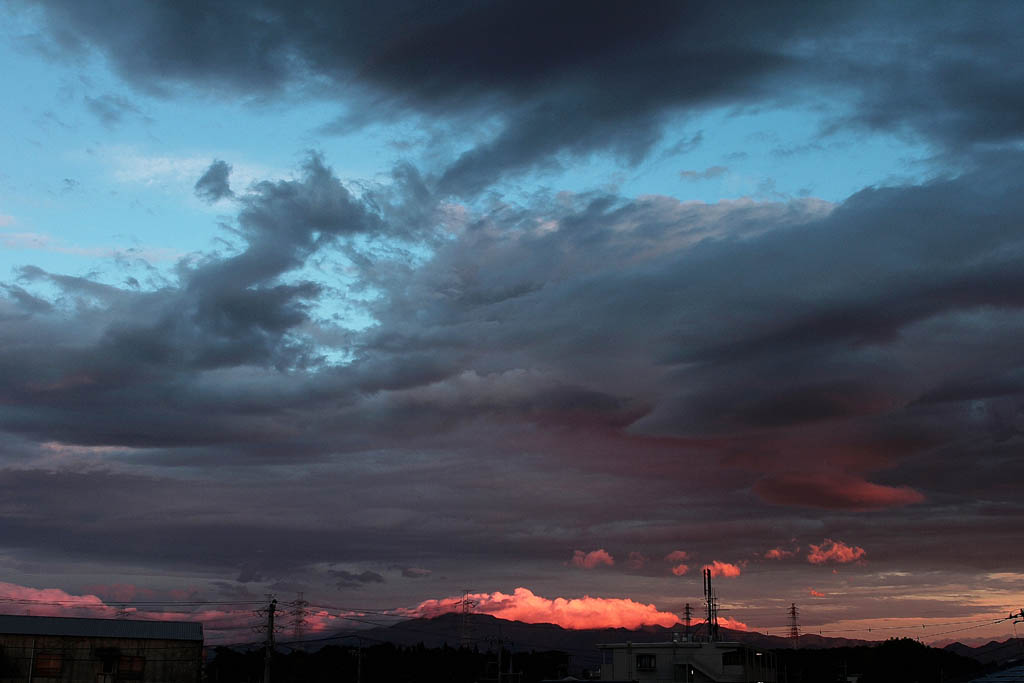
[0,614,203,683]
[598,639,778,683]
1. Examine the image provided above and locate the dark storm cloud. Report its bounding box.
[36,1,1024,193]
[0,154,401,450]
[194,160,234,203]
[329,569,385,589]
[20,1,1024,191]
[4,148,1024,583]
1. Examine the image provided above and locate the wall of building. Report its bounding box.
[0,635,202,683]
[600,642,777,683]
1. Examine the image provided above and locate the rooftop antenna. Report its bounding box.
[703,568,719,642]
[684,603,693,641]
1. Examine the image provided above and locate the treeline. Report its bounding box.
[775,638,984,683]
[205,642,580,683]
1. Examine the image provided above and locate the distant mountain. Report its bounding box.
[943,638,1024,665]
[323,612,872,668]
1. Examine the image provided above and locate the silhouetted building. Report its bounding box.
[967,664,1024,683]
[598,639,777,683]
[0,614,202,683]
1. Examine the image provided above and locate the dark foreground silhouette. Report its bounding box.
[205,637,998,683]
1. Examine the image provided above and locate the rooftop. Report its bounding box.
[0,615,203,641]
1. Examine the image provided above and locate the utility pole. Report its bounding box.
[788,603,800,649]
[347,639,364,683]
[356,638,363,683]
[684,603,693,640]
[263,597,277,683]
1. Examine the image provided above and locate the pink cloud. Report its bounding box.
[720,616,749,631]
[0,581,112,617]
[702,561,742,578]
[754,472,924,510]
[809,588,825,597]
[807,538,866,564]
[671,564,690,576]
[626,552,648,569]
[764,547,794,560]
[404,587,681,630]
[571,549,614,569]
[0,581,267,644]
[664,550,689,563]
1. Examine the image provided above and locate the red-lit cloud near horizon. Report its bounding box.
[0,581,112,617]
[702,561,742,578]
[809,588,825,597]
[719,616,749,631]
[807,539,866,564]
[666,550,690,576]
[0,581,298,644]
[571,549,614,569]
[405,587,682,630]
[754,473,924,510]
[764,547,794,560]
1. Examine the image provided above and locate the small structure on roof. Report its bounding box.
[0,614,203,683]
[598,569,777,683]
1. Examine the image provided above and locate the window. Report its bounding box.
[119,656,145,680]
[636,653,657,671]
[722,649,744,667]
[34,653,62,677]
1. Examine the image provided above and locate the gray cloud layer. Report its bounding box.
[3,151,1024,590]
[20,1,1024,194]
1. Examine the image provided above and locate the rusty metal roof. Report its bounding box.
[0,615,203,641]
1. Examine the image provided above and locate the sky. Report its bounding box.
[1,0,1023,647]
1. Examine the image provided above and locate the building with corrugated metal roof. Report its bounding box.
[0,614,202,683]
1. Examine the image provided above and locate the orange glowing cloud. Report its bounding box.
[719,616,749,631]
[807,539,865,564]
[664,550,689,563]
[671,564,690,576]
[809,588,825,597]
[764,547,794,560]
[571,549,614,569]
[405,587,681,630]
[702,561,742,578]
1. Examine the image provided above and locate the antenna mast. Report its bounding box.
[703,568,719,642]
